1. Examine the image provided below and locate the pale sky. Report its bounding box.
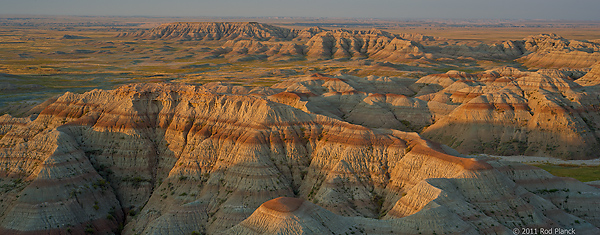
[1,0,599,20]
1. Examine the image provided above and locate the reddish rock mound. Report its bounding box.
[262,197,304,213]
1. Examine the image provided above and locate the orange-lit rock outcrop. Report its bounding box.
[1,82,599,234]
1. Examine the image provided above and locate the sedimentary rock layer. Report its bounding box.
[122,23,600,67]
[117,22,297,41]
[1,82,599,234]
[263,69,600,159]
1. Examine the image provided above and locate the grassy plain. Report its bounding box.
[1,16,600,116]
[531,164,600,182]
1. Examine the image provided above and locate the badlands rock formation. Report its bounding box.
[122,23,600,67]
[117,22,297,41]
[263,70,600,160]
[577,62,600,86]
[269,73,430,131]
[205,28,431,62]
[1,82,599,234]
[437,40,526,60]
[303,29,428,61]
[416,68,600,159]
[433,34,600,67]
[518,34,600,68]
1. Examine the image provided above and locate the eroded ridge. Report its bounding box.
[0,82,598,234]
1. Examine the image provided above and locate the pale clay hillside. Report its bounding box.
[1,21,600,235]
[1,79,600,234]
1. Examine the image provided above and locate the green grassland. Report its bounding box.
[530,164,600,182]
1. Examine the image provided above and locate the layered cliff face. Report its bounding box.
[207,29,430,62]
[518,34,600,68]
[418,68,600,159]
[263,70,600,160]
[429,34,600,68]
[304,30,428,61]
[437,40,526,60]
[117,22,297,41]
[120,23,600,67]
[576,62,600,86]
[269,73,431,131]
[1,82,599,234]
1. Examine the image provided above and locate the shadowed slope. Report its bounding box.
[0,83,598,235]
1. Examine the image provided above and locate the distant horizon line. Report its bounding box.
[1,14,600,23]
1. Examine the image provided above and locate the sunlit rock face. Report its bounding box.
[577,62,600,86]
[122,24,600,68]
[268,70,600,160]
[0,82,599,234]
